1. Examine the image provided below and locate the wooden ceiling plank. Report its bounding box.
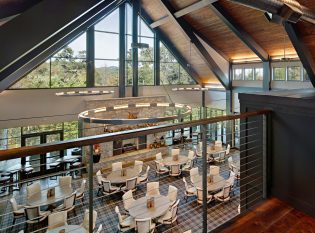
[284,21,315,87]
[159,0,229,89]
[210,1,269,61]
[150,15,169,28]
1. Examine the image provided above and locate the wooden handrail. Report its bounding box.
[0,110,271,161]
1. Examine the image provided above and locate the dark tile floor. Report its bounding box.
[0,149,240,233]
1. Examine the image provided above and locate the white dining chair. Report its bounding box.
[171,148,180,156]
[182,159,193,173]
[214,182,232,203]
[115,206,134,232]
[81,209,97,232]
[228,157,233,170]
[146,182,160,197]
[188,150,195,161]
[135,218,156,233]
[59,176,72,188]
[95,224,103,233]
[169,164,181,177]
[102,180,120,196]
[137,166,150,184]
[96,170,106,196]
[227,171,236,195]
[214,151,226,163]
[157,199,180,225]
[183,230,192,233]
[196,187,213,205]
[10,197,25,225]
[190,167,201,184]
[231,164,240,180]
[26,182,41,198]
[154,160,169,177]
[75,179,86,204]
[209,165,220,176]
[167,185,178,206]
[48,211,67,230]
[155,152,163,161]
[182,177,196,202]
[54,192,76,214]
[226,144,231,156]
[134,160,143,174]
[121,177,137,192]
[112,162,123,171]
[25,206,50,230]
[122,190,135,213]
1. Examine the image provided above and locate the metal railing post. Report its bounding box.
[262,113,270,199]
[201,123,207,233]
[89,144,94,233]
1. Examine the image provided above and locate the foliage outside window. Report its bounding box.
[0,128,21,149]
[254,68,263,81]
[244,68,254,80]
[273,67,286,81]
[233,69,243,80]
[287,66,301,81]
[12,34,87,89]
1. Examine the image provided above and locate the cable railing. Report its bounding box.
[0,109,270,233]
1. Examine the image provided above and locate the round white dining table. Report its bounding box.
[194,175,226,193]
[162,155,189,166]
[27,186,73,206]
[129,195,171,219]
[106,167,139,184]
[46,225,85,233]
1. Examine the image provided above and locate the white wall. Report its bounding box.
[0,85,227,129]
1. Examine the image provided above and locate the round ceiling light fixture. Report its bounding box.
[56,90,114,96]
[78,102,192,125]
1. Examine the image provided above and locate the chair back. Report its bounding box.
[167,185,178,203]
[26,183,41,198]
[155,152,162,161]
[219,151,225,160]
[209,166,220,176]
[135,218,152,233]
[101,180,111,193]
[190,167,200,183]
[171,148,180,156]
[227,171,235,187]
[25,206,40,221]
[122,190,135,210]
[135,160,143,173]
[64,192,76,209]
[10,197,18,211]
[82,209,97,231]
[231,164,239,174]
[227,157,233,169]
[78,179,86,194]
[112,162,122,171]
[115,206,124,224]
[147,182,159,196]
[48,211,67,230]
[144,166,150,176]
[95,224,103,233]
[171,199,180,220]
[222,184,231,199]
[96,170,102,185]
[182,177,189,190]
[226,144,230,155]
[188,150,195,160]
[154,160,162,171]
[126,177,137,191]
[59,176,72,188]
[170,165,180,175]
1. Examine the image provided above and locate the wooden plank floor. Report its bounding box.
[220,198,315,233]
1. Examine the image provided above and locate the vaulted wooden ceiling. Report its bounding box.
[142,0,315,85]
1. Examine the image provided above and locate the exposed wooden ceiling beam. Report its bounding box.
[284,21,315,87]
[159,0,229,89]
[210,1,269,62]
[150,0,218,29]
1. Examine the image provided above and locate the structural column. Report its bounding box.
[119,4,126,97]
[263,61,271,91]
[86,27,95,87]
[132,0,139,97]
[154,36,160,86]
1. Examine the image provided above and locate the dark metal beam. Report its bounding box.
[210,2,269,62]
[0,0,124,91]
[119,4,126,97]
[160,0,229,89]
[263,61,271,91]
[132,0,139,97]
[86,26,95,88]
[130,1,202,85]
[284,21,315,87]
[154,36,160,86]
